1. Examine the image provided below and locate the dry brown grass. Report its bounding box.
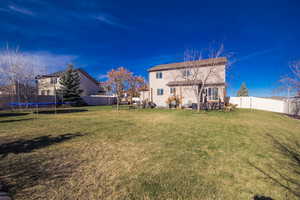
[0,107,300,199]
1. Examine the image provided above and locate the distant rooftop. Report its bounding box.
[36,68,99,85]
[148,57,227,72]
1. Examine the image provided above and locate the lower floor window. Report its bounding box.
[170,87,176,94]
[205,87,219,100]
[41,90,51,95]
[157,88,164,95]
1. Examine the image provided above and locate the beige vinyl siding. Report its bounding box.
[37,71,99,96]
[149,64,226,107]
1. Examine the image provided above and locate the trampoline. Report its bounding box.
[9,102,64,107]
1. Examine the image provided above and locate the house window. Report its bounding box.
[41,90,45,95]
[50,77,57,84]
[156,72,163,79]
[182,69,191,78]
[157,88,164,95]
[170,87,176,94]
[206,87,219,100]
[47,90,50,95]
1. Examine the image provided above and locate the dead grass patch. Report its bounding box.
[0,107,300,199]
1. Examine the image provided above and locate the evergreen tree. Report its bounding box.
[237,82,249,96]
[59,64,85,106]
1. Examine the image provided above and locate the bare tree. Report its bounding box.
[177,44,227,111]
[0,46,47,106]
[279,61,300,97]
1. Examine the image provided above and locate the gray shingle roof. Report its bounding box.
[36,68,99,85]
[39,71,65,77]
[148,57,227,72]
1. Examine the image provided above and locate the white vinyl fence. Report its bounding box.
[229,96,300,116]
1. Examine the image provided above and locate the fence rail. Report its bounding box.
[82,96,116,106]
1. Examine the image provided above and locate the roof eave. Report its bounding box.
[167,81,226,87]
[148,60,227,72]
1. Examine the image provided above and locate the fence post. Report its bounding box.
[240,97,242,108]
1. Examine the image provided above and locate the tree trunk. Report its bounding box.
[197,85,204,112]
[197,98,201,112]
[116,96,119,111]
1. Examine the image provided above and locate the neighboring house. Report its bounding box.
[147,57,227,107]
[0,82,36,97]
[0,84,14,96]
[36,68,100,96]
[140,89,150,102]
[97,81,108,95]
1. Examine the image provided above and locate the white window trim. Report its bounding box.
[157,88,164,95]
[170,87,176,94]
[156,72,163,79]
[205,87,219,101]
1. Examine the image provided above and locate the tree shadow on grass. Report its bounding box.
[34,109,88,114]
[0,118,33,123]
[0,148,84,198]
[0,133,84,158]
[249,134,300,199]
[0,112,30,117]
[0,133,86,198]
[253,195,273,200]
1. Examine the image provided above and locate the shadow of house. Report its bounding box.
[34,109,88,114]
[249,134,300,199]
[0,112,30,118]
[0,118,33,123]
[0,133,84,158]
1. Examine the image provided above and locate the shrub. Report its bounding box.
[166,95,183,109]
[141,99,156,109]
[224,103,237,112]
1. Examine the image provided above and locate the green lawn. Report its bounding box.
[0,107,299,200]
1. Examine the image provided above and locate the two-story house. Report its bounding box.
[36,68,101,96]
[147,57,227,107]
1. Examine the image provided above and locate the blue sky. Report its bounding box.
[0,0,300,96]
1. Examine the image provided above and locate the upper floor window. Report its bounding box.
[156,72,163,79]
[205,87,219,101]
[170,87,176,94]
[50,77,57,84]
[157,88,164,95]
[182,69,191,78]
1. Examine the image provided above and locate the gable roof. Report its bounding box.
[36,68,99,85]
[38,71,65,77]
[148,57,227,72]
